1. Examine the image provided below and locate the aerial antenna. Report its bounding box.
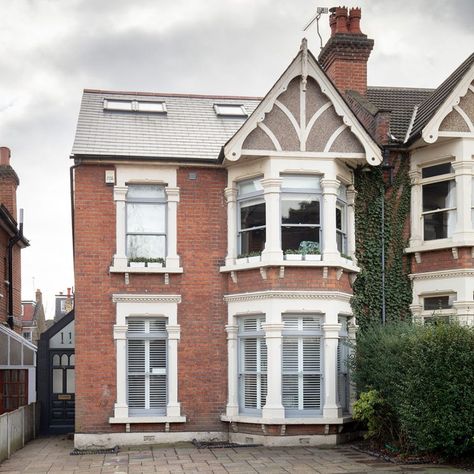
[303,7,329,49]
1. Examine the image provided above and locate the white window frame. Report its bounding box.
[110,166,181,273]
[214,104,248,117]
[336,185,348,255]
[280,175,322,254]
[421,293,456,322]
[110,294,185,424]
[421,162,456,241]
[238,315,267,415]
[282,314,323,417]
[237,177,265,257]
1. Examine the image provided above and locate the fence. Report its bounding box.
[0,403,38,463]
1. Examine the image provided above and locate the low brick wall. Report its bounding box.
[0,403,39,463]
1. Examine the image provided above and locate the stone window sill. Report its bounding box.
[220,414,352,425]
[109,415,186,424]
[406,237,474,254]
[109,266,183,274]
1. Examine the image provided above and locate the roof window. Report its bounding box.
[104,99,167,113]
[214,104,248,117]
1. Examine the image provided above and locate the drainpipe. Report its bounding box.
[7,208,24,329]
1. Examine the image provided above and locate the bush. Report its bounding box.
[351,321,474,456]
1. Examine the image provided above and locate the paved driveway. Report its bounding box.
[0,436,466,474]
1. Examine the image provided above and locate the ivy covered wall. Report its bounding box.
[351,154,412,330]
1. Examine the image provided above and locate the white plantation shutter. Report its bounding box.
[239,316,267,413]
[127,318,167,416]
[337,317,350,412]
[282,315,322,414]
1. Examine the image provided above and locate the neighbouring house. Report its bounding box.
[69,7,474,448]
[53,288,74,322]
[21,289,46,345]
[0,147,36,416]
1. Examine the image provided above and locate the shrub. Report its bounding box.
[351,321,474,457]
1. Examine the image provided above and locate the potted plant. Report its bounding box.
[299,241,321,261]
[147,257,165,268]
[247,251,262,263]
[284,249,303,261]
[128,257,147,268]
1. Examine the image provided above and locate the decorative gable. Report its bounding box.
[224,40,381,165]
[439,81,474,134]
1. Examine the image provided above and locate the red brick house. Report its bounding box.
[21,290,46,345]
[0,147,36,415]
[70,8,474,448]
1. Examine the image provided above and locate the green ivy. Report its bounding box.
[352,157,412,331]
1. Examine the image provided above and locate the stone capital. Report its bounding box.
[225,324,239,339]
[224,187,238,203]
[320,178,340,195]
[113,325,128,340]
[113,186,128,201]
[261,178,283,193]
[166,324,181,340]
[165,187,180,202]
[408,169,421,184]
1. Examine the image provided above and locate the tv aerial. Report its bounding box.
[303,7,329,49]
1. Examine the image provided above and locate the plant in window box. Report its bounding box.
[341,253,353,264]
[284,249,303,261]
[247,251,262,263]
[299,241,321,261]
[128,257,147,268]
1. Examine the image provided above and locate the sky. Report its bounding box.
[0,0,473,319]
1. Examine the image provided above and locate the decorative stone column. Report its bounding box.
[261,178,283,262]
[166,324,181,417]
[409,303,423,323]
[165,187,181,269]
[224,187,238,266]
[321,179,340,261]
[408,170,422,247]
[262,322,285,419]
[225,324,239,416]
[113,324,128,418]
[452,162,474,240]
[322,322,342,418]
[346,185,357,260]
[113,186,128,268]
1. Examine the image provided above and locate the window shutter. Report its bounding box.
[282,338,299,409]
[128,340,146,409]
[303,338,321,410]
[243,338,257,409]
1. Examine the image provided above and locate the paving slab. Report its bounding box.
[0,436,470,473]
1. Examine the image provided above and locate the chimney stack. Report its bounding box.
[0,146,19,217]
[318,6,374,96]
[0,147,11,166]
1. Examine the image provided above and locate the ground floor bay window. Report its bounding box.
[224,292,354,422]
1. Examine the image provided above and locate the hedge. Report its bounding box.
[351,321,474,456]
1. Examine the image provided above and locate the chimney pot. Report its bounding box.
[349,7,362,33]
[0,147,11,166]
[334,6,349,34]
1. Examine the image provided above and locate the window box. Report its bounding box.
[236,257,248,265]
[304,254,321,261]
[247,255,261,264]
[285,253,303,261]
[129,261,146,268]
[147,262,164,268]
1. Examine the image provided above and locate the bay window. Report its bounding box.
[281,175,321,252]
[421,163,456,240]
[127,318,167,416]
[237,178,266,256]
[126,185,167,259]
[238,315,267,414]
[282,314,322,415]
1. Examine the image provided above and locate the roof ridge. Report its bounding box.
[83,89,263,101]
[368,86,435,92]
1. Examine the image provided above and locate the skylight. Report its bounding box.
[214,104,248,117]
[104,99,167,113]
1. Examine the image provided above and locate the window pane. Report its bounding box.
[422,180,455,212]
[127,203,165,233]
[282,226,320,251]
[238,178,263,195]
[336,207,343,231]
[240,228,265,254]
[53,369,63,393]
[423,210,456,240]
[66,369,75,393]
[422,163,452,178]
[127,185,165,199]
[424,295,452,311]
[336,231,346,253]
[240,201,265,229]
[127,235,166,259]
[282,175,320,190]
[282,197,319,225]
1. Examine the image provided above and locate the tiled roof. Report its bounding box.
[366,87,433,141]
[72,90,261,162]
[408,53,474,142]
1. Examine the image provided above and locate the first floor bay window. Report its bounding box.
[237,178,265,255]
[282,314,322,415]
[126,184,166,259]
[281,175,321,252]
[421,163,456,240]
[238,315,267,414]
[127,318,167,416]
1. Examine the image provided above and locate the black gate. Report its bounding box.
[38,310,75,434]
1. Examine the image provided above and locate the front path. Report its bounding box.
[0,436,467,474]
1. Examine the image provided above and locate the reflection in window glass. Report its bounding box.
[423,295,454,311]
[53,369,63,393]
[67,369,75,393]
